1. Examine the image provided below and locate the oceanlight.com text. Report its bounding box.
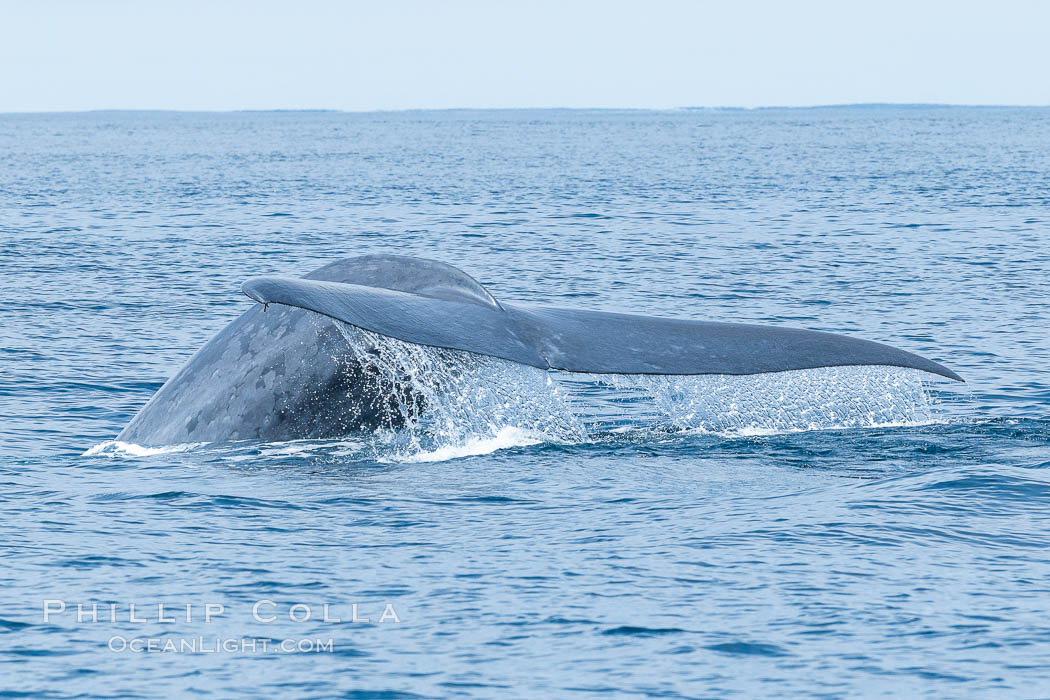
[108,636,335,654]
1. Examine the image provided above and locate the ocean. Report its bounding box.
[2,107,1049,697]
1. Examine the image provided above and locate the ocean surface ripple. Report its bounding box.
[2,107,1049,698]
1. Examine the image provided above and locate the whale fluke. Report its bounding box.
[242,257,962,382]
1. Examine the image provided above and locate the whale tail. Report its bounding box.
[242,255,962,382]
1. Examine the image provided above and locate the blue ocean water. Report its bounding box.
[2,107,1049,698]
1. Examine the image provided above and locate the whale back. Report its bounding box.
[116,256,460,445]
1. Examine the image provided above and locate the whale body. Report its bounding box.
[117,254,961,446]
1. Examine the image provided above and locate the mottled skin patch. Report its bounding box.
[118,256,490,445]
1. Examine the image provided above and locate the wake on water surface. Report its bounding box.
[86,321,961,463]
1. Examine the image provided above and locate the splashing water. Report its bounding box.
[333,322,945,455]
[602,365,941,435]
[334,323,585,460]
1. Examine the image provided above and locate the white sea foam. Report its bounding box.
[387,426,544,463]
[82,440,209,457]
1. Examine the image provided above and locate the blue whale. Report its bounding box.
[117,254,961,445]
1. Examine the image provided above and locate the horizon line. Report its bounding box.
[2,102,1050,116]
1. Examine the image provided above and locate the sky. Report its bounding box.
[2,0,1048,112]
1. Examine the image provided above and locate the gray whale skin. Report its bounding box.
[117,254,962,446]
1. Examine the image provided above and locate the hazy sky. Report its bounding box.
[2,0,1048,112]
